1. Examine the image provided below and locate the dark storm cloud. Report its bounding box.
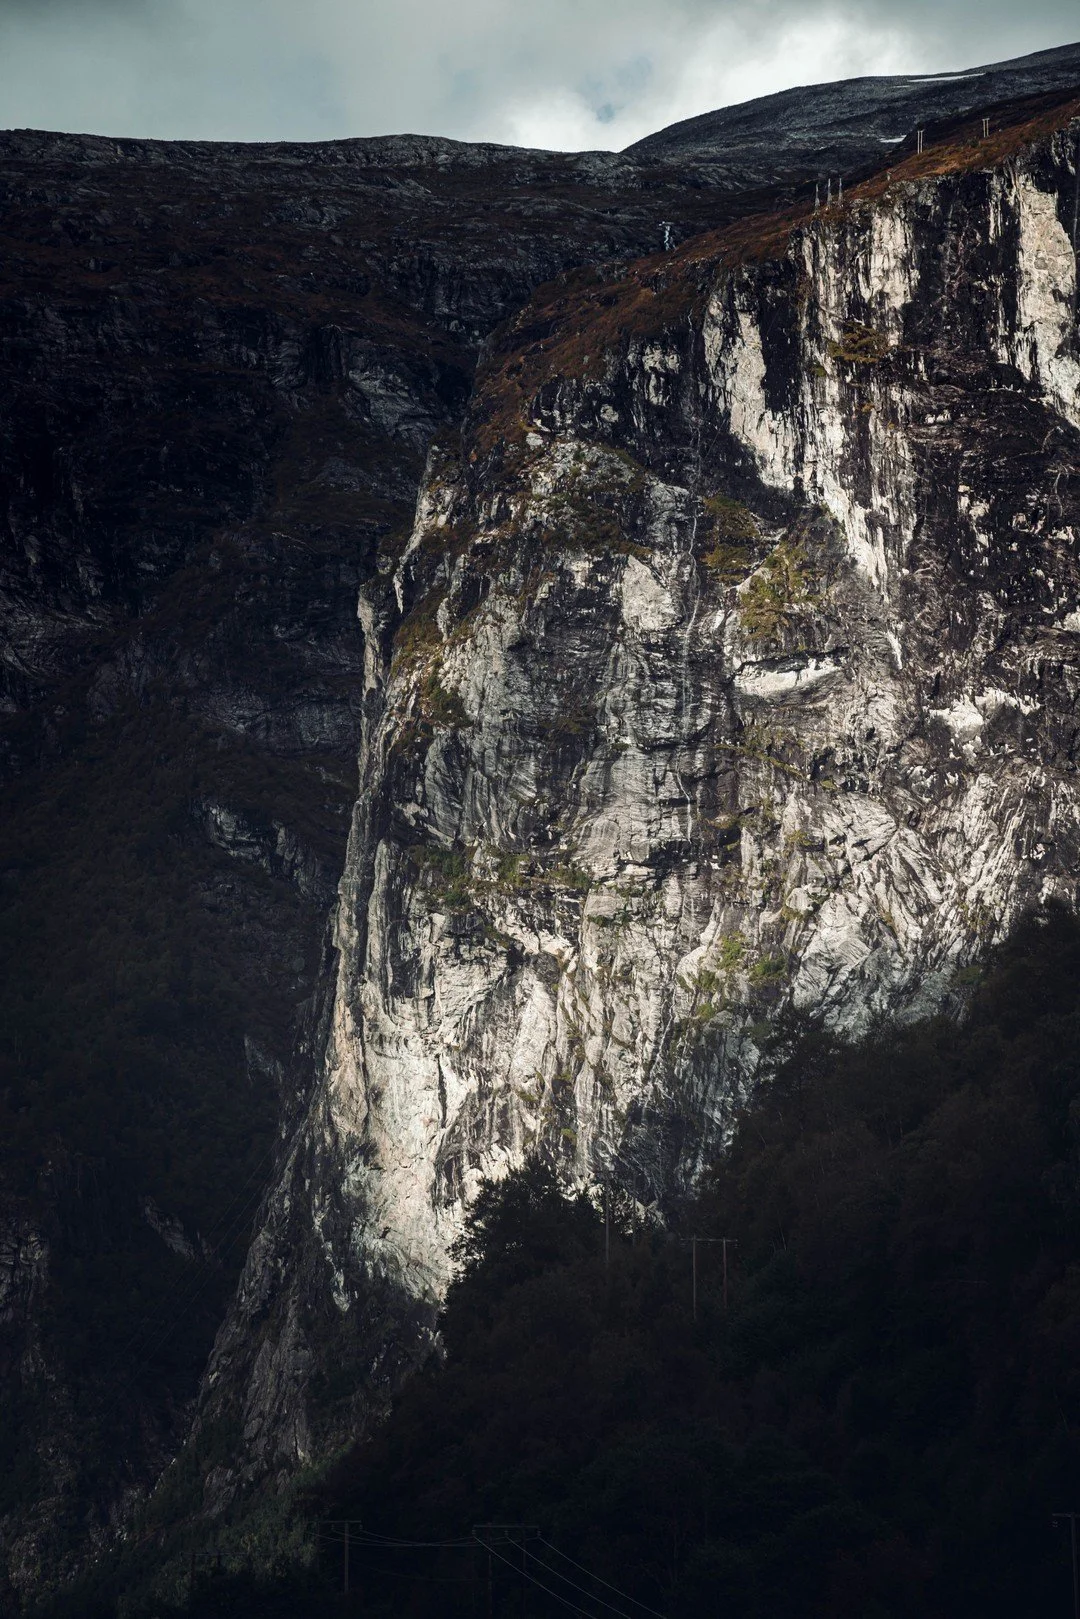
[0,0,1076,146]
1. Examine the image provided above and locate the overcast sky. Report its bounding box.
[0,0,1076,149]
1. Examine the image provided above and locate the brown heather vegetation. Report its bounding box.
[471,89,1080,461]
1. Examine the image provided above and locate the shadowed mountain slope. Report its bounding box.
[628,38,1080,182]
[0,116,763,1605]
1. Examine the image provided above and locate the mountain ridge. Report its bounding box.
[1,42,1079,1611]
[628,38,1080,179]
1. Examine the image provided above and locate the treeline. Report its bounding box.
[78,905,1080,1616]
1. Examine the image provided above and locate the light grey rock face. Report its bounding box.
[206,119,1080,1470]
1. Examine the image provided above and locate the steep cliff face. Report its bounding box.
[5,64,1080,1607]
[0,124,761,1600]
[205,98,1080,1482]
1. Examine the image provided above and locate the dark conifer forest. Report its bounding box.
[54,905,1080,1618]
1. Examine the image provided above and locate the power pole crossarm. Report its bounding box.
[473,1526,540,1619]
[685,1237,737,1319]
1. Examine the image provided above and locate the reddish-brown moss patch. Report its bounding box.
[471,93,1080,459]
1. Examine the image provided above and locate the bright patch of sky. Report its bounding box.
[501,12,918,149]
[0,0,1075,148]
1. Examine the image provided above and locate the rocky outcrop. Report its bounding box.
[3,55,1080,1605]
[0,95,853,1599]
[202,95,1080,1482]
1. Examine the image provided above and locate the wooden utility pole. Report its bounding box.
[689,1237,737,1320]
[473,1525,539,1619]
[322,1520,363,1599]
[1053,1513,1080,1619]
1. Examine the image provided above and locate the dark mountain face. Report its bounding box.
[1,46,1079,1613]
[627,38,1080,181]
[0,126,759,727]
[0,108,847,1604]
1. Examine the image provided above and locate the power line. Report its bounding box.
[479,1537,598,1619]
[475,1525,539,1619]
[537,1539,668,1619]
[526,1547,637,1619]
[684,1235,737,1319]
[322,1520,362,1596]
[317,1524,671,1619]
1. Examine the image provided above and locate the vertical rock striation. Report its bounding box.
[3,55,1080,1598]
[204,102,1080,1479]
[0,120,755,1598]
